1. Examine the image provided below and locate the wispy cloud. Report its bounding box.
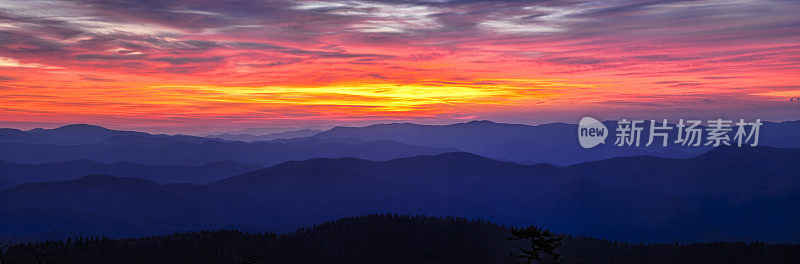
[0,0,798,131]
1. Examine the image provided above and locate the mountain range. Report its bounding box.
[0,125,453,166]
[0,159,262,189]
[0,124,211,145]
[1,146,798,243]
[2,120,797,166]
[206,129,324,142]
[310,120,800,165]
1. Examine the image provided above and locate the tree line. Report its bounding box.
[2,214,798,264]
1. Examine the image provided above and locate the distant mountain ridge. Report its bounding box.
[2,120,797,165]
[0,159,263,188]
[0,124,214,145]
[207,129,323,142]
[310,120,800,164]
[0,125,455,165]
[2,147,798,243]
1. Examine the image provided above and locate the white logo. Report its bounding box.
[578,117,608,148]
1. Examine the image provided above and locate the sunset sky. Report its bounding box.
[0,0,798,134]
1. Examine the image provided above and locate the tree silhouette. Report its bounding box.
[508,225,562,264]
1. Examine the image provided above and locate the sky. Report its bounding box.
[0,0,798,134]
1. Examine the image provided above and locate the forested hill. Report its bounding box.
[2,214,798,264]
